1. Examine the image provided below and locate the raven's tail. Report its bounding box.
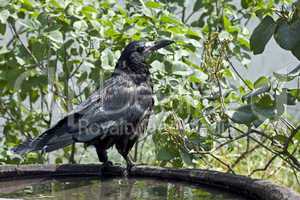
[12,133,75,155]
[12,117,76,155]
[12,137,35,155]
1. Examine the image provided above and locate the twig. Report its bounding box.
[214,130,251,152]
[181,6,186,23]
[250,155,277,176]
[230,142,261,171]
[9,23,44,70]
[6,27,27,48]
[249,129,274,142]
[283,124,300,152]
[68,41,93,80]
[280,117,295,130]
[209,152,235,174]
[225,54,252,90]
[190,129,252,155]
[292,167,300,185]
[184,11,196,23]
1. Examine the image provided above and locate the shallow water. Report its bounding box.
[0,177,249,200]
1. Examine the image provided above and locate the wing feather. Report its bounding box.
[73,75,153,142]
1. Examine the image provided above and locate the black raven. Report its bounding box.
[13,40,174,169]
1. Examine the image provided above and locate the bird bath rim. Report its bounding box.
[0,164,299,200]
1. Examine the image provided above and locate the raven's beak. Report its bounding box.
[144,40,174,53]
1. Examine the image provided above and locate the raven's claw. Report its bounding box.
[102,161,113,168]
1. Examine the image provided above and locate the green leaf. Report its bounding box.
[0,0,9,7]
[77,71,88,84]
[160,0,184,6]
[157,148,175,161]
[193,0,202,12]
[55,157,63,164]
[180,150,193,166]
[29,89,39,103]
[28,37,47,60]
[47,30,63,44]
[227,105,257,125]
[145,1,161,8]
[63,39,74,49]
[253,119,265,128]
[191,18,204,27]
[274,18,300,50]
[241,0,251,9]
[295,129,300,142]
[292,43,300,60]
[167,26,185,34]
[172,61,191,76]
[254,94,274,107]
[215,121,229,134]
[188,72,208,83]
[82,5,98,13]
[223,16,232,31]
[242,85,270,100]
[49,0,63,8]
[81,6,98,19]
[250,16,276,54]
[0,23,6,35]
[22,0,35,10]
[273,135,288,145]
[253,94,284,120]
[276,89,297,106]
[273,64,300,82]
[161,15,180,25]
[73,20,88,31]
[0,10,10,23]
[37,12,48,25]
[238,37,250,50]
[288,88,300,101]
[288,64,300,76]
[274,72,297,82]
[254,76,269,88]
[244,79,254,90]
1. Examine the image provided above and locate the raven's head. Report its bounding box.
[117,40,174,71]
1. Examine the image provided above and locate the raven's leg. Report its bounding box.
[116,136,138,171]
[123,153,134,170]
[94,144,112,167]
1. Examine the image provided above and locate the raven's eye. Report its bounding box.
[137,46,145,52]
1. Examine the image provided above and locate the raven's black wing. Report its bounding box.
[13,74,153,154]
[74,74,153,142]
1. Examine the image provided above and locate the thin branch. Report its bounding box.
[292,167,300,185]
[230,142,261,171]
[280,117,295,130]
[184,11,196,23]
[283,125,300,152]
[225,55,252,90]
[249,129,275,142]
[209,153,235,174]
[9,23,44,70]
[181,6,186,23]
[214,131,251,152]
[250,155,277,176]
[190,128,252,155]
[6,27,27,48]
